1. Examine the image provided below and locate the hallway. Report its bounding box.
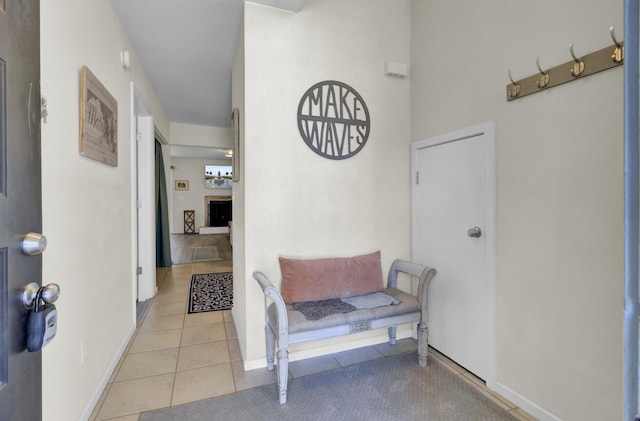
[89,234,269,419]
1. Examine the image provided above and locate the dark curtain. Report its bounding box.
[155,140,172,267]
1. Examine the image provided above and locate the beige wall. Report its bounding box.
[411,1,623,420]
[40,1,168,419]
[238,0,412,366]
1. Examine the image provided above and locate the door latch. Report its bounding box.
[467,226,482,238]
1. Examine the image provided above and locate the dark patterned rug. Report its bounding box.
[188,272,233,314]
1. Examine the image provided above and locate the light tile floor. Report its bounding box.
[89,239,537,420]
[89,259,247,421]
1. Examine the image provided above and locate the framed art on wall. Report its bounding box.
[205,165,232,189]
[175,180,189,191]
[79,66,118,166]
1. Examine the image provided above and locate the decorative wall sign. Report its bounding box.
[80,66,118,166]
[297,81,370,160]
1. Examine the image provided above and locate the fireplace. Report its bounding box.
[204,196,232,227]
[209,200,232,227]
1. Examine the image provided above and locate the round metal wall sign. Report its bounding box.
[297,80,370,160]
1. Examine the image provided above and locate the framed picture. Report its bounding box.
[79,66,118,166]
[204,165,232,189]
[232,107,240,182]
[175,180,189,191]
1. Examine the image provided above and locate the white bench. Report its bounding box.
[253,257,436,404]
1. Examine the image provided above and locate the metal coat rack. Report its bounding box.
[506,26,624,101]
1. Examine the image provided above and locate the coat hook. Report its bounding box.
[609,25,624,63]
[569,43,585,77]
[507,69,521,98]
[535,57,550,88]
[609,25,622,48]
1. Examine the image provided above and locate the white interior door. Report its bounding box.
[411,122,495,383]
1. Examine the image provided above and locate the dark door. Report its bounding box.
[0,1,43,420]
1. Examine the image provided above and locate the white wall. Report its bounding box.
[411,1,623,420]
[40,1,168,419]
[239,0,412,366]
[170,122,233,149]
[168,122,234,233]
[171,157,233,232]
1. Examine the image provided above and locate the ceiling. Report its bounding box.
[110,0,305,130]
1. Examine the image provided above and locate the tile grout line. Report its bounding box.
[167,315,186,408]
[226,320,240,394]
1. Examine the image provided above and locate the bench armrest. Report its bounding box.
[387,259,437,314]
[253,271,289,337]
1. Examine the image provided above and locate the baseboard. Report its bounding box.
[494,381,561,421]
[79,325,136,421]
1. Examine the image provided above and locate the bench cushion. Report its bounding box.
[279,251,384,303]
[267,287,420,334]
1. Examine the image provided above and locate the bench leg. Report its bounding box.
[265,326,275,371]
[417,321,428,367]
[276,348,289,404]
[387,326,397,345]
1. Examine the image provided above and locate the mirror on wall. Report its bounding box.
[205,165,232,189]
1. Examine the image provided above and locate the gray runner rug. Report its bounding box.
[140,353,517,421]
[190,246,222,262]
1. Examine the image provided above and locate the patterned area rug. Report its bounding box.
[190,246,222,262]
[188,272,233,314]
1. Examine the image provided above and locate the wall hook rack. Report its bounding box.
[536,57,550,88]
[507,69,521,98]
[609,25,624,63]
[506,25,623,101]
[569,43,585,77]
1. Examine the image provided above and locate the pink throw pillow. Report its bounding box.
[279,251,384,303]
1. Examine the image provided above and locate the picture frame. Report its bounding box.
[232,107,240,182]
[175,180,189,191]
[204,165,232,189]
[79,66,118,166]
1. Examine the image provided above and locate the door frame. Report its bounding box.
[131,84,156,302]
[410,121,497,389]
[623,0,639,418]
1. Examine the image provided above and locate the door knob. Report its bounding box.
[22,232,47,256]
[22,282,60,308]
[467,226,482,238]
